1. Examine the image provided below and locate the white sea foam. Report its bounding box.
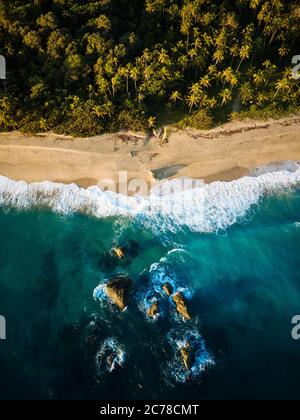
[136,253,195,321]
[0,162,299,233]
[165,329,215,384]
[249,161,300,177]
[95,338,126,375]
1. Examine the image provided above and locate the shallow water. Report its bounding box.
[0,173,300,400]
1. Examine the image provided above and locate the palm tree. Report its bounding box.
[193,35,202,50]
[274,75,292,98]
[186,83,203,111]
[130,67,139,91]
[142,49,152,64]
[144,66,153,81]
[111,74,122,97]
[189,83,202,96]
[278,46,289,57]
[180,20,191,50]
[222,67,238,87]
[250,0,261,9]
[118,65,130,96]
[237,24,254,70]
[187,93,200,112]
[188,48,198,60]
[237,44,251,70]
[208,65,217,76]
[170,91,182,103]
[230,43,240,59]
[253,70,266,86]
[96,75,110,95]
[178,54,189,70]
[160,66,171,81]
[200,75,211,88]
[92,102,114,118]
[257,93,268,106]
[213,49,225,64]
[158,48,170,65]
[137,93,145,103]
[203,33,213,48]
[220,88,232,106]
[208,97,217,109]
[148,116,157,129]
[240,82,253,104]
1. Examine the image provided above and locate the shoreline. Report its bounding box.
[0,115,300,194]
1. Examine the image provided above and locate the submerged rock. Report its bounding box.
[172,292,191,320]
[180,341,195,370]
[111,247,125,259]
[167,329,215,383]
[147,301,160,319]
[110,240,141,261]
[95,338,126,377]
[105,276,132,310]
[107,352,119,372]
[162,282,173,297]
[125,239,141,258]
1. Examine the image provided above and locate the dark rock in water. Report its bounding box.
[107,352,118,371]
[95,338,125,378]
[111,247,126,259]
[180,341,195,370]
[105,276,133,310]
[147,301,159,319]
[163,282,173,297]
[126,239,141,256]
[110,240,141,261]
[172,292,191,320]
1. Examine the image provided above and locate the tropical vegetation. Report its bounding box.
[0,0,299,135]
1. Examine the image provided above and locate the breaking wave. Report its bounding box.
[165,329,215,384]
[0,161,300,233]
[137,253,194,321]
[95,338,126,376]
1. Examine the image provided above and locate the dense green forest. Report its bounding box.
[0,0,299,136]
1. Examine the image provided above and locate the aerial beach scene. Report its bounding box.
[0,0,300,402]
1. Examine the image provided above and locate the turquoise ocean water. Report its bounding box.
[0,167,300,400]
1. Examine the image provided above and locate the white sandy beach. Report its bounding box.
[0,115,299,193]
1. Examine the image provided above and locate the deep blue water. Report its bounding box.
[0,187,300,400]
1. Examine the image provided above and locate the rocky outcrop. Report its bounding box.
[162,282,173,297]
[180,341,195,370]
[110,240,140,260]
[111,247,125,259]
[107,352,118,372]
[105,276,132,310]
[172,292,191,320]
[147,301,159,319]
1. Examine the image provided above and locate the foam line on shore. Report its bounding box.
[0,162,300,233]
